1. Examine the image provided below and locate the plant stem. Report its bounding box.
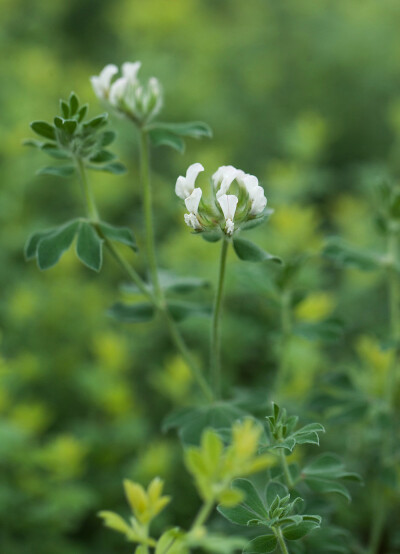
[210,238,229,397]
[274,526,289,554]
[139,128,162,301]
[276,288,292,391]
[387,229,400,407]
[75,152,214,401]
[190,499,215,531]
[75,157,99,221]
[279,448,294,488]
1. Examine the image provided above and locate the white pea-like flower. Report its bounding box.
[90,64,118,100]
[175,163,204,199]
[176,163,268,236]
[184,213,202,230]
[91,61,163,123]
[218,194,239,236]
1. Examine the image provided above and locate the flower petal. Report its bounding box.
[218,194,238,221]
[175,163,204,199]
[184,213,202,230]
[185,187,202,214]
[122,61,142,82]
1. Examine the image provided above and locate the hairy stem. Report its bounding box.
[279,448,294,489]
[210,238,229,397]
[274,526,289,554]
[139,128,162,301]
[75,157,99,221]
[190,499,215,531]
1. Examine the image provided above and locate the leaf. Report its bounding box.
[148,128,185,153]
[148,121,213,139]
[323,238,380,271]
[167,301,212,322]
[217,503,262,526]
[202,230,223,242]
[163,403,247,445]
[69,92,79,115]
[243,535,277,553]
[294,318,344,342]
[100,130,117,146]
[155,528,187,554]
[37,166,75,178]
[90,150,117,163]
[108,302,155,323]
[76,222,103,272]
[234,479,267,518]
[302,454,362,501]
[84,113,108,129]
[91,161,127,174]
[283,519,321,540]
[24,229,55,260]
[37,220,80,270]
[160,273,209,294]
[30,121,56,141]
[98,222,137,250]
[233,237,282,264]
[41,143,71,159]
[77,104,88,122]
[60,100,70,118]
[266,481,288,507]
[390,193,400,219]
[63,119,77,134]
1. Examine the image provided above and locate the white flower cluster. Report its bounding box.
[90,62,162,123]
[175,164,267,236]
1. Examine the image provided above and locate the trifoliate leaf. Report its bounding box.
[37,219,80,270]
[233,237,282,264]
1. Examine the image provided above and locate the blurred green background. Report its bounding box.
[2,0,400,552]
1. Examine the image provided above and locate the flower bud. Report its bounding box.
[175,163,268,236]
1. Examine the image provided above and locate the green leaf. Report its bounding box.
[233,479,267,518]
[37,166,75,178]
[30,121,56,141]
[69,92,79,115]
[217,503,263,526]
[266,481,288,506]
[163,403,247,444]
[24,229,55,261]
[283,519,321,540]
[41,143,71,159]
[60,100,70,118]
[77,104,88,122]
[302,454,361,501]
[160,273,209,294]
[100,131,117,146]
[155,528,187,554]
[108,302,155,323]
[89,150,116,163]
[84,113,108,129]
[323,238,380,271]
[63,119,77,134]
[37,220,80,270]
[202,230,223,242]
[168,301,212,322]
[98,222,137,250]
[233,237,282,264]
[294,318,344,342]
[148,121,213,139]
[76,222,103,272]
[243,535,277,553]
[91,161,127,174]
[148,128,185,153]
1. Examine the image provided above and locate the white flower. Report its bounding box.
[90,64,118,100]
[184,213,202,230]
[145,77,163,117]
[175,163,204,199]
[249,185,267,215]
[218,194,238,236]
[109,77,129,107]
[185,188,202,214]
[122,61,141,82]
[212,165,240,198]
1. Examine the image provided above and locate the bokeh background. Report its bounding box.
[1,1,400,552]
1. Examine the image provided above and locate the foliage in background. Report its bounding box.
[1,1,400,553]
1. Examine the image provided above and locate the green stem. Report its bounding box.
[279,448,294,488]
[387,230,400,407]
[75,157,99,221]
[164,310,214,402]
[274,526,289,554]
[139,128,162,301]
[210,238,229,397]
[276,289,292,391]
[190,498,215,531]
